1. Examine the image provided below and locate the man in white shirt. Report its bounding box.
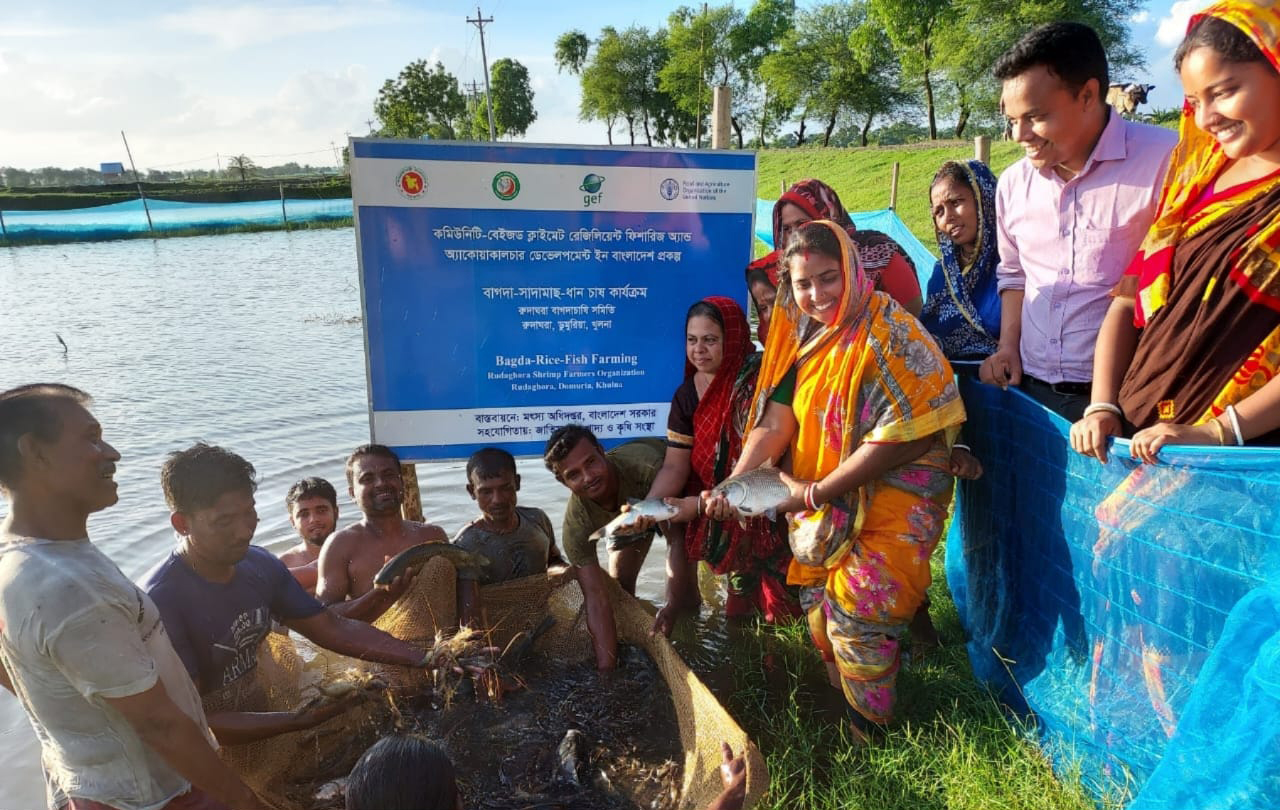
[0,383,265,810]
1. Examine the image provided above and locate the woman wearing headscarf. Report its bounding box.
[705,220,965,737]
[644,296,800,636]
[773,179,924,316]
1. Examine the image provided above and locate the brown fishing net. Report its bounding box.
[206,556,767,809]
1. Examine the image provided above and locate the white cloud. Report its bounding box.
[1130,11,1151,24]
[157,2,425,49]
[1156,0,1199,47]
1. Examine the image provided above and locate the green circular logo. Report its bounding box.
[492,171,520,200]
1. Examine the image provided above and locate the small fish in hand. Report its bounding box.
[588,498,679,543]
[710,467,792,523]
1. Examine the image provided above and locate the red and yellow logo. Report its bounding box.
[397,167,427,199]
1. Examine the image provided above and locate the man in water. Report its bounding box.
[316,444,448,621]
[278,476,338,594]
[543,425,665,670]
[0,385,268,810]
[979,22,1176,420]
[454,447,566,626]
[140,443,429,745]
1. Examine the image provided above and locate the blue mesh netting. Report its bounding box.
[0,197,353,243]
[946,374,1280,806]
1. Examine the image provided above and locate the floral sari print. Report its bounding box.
[919,160,1002,359]
[748,219,965,724]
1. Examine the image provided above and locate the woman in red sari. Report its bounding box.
[644,296,801,636]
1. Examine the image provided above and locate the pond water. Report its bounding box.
[0,228,671,808]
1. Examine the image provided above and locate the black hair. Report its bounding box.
[345,734,459,810]
[285,476,337,511]
[345,443,401,487]
[931,161,969,191]
[993,21,1109,95]
[686,300,725,333]
[542,424,601,474]
[781,220,844,271]
[1175,16,1272,72]
[745,267,774,290]
[161,443,258,514]
[466,446,517,482]
[0,383,92,491]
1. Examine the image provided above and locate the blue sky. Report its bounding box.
[0,0,1199,171]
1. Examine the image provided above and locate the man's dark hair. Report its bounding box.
[543,424,601,474]
[285,476,338,511]
[0,383,92,491]
[345,734,459,810]
[1175,16,1272,72]
[345,443,401,486]
[993,21,1109,95]
[161,443,258,514]
[466,447,517,483]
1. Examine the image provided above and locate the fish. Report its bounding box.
[500,615,556,669]
[587,498,679,542]
[373,543,490,586]
[710,466,792,522]
[556,729,590,787]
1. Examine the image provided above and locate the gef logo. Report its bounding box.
[579,173,605,207]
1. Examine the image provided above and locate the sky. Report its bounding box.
[0,0,1200,172]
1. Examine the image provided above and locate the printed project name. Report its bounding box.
[495,353,640,368]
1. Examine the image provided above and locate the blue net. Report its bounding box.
[753,199,937,292]
[0,197,353,243]
[946,373,1280,806]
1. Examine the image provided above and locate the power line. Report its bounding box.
[466,6,497,141]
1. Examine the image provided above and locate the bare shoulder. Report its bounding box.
[409,520,449,544]
[278,544,314,568]
[324,524,368,556]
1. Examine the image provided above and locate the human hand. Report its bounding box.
[376,555,417,601]
[719,742,746,789]
[979,345,1022,389]
[700,490,739,523]
[292,692,360,730]
[1129,421,1217,465]
[651,603,681,638]
[949,446,984,480]
[1070,411,1122,463]
[775,470,809,514]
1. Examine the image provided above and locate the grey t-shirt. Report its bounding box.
[0,534,213,810]
[453,506,559,585]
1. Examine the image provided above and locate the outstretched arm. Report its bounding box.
[205,698,355,746]
[576,563,618,671]
[286,610,424,668]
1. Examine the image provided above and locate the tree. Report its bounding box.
[226,155,255,181]
[554,30,591,74]
[730,0,796,147]
[868,0,953,139]
[659,4,746,148]
[374,60,467,140]
[486,58,537,138]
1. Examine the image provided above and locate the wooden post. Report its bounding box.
[711,85,732,149]
[975,135,991,165]
[0,209,7,244]
[120,131,154,234]
[400,463,424,522]
[279,182,289,229]
[888,162,901,210]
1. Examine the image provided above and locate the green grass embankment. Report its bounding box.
[0,176,351,210]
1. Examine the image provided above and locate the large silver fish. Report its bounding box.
[710,466,791,521]
[588,498,679,542]
[373,543,490,586]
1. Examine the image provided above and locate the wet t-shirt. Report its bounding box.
[140,546,324,695]
[453,506,560,585]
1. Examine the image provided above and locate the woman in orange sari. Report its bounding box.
[705,220,965,735]
[1071,0,1280,459]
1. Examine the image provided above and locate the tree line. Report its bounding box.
[2,161,341,189]
[373,57,538,141]
[554,0,1143,149]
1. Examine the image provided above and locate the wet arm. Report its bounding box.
[325,588,396,622]
[286,610,424,667]
[204,700,350,746]
[105,683,266,810]
[315,536,353,606]
[729,400,797,477]
[809,436,936,506]
[576,563,618,671]
[645,446,693,500]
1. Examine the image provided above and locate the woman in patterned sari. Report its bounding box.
[774,179,924,316]
[705,220,965,736]
[644,296,801,637]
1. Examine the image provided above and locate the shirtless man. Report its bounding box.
[316,444,447,621]
[278,476,338,594]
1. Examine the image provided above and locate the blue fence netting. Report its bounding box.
[0,197,353,243]
[947,373,1280,807]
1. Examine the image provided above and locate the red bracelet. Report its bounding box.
[804,482,818,511]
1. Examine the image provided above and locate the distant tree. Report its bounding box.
[868,0,953,139]
[659,4,746,148]
[374,60,467,140]
[554,30,591,74]
[485,58,537,139]
[226,155,256,182]
[730,0,796,146]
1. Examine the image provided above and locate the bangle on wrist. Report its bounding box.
[803,482,818,511]
[953,443,971,452]
[1083,402,1123,419]
[1226,405,1245,446]
[1210,417,1228,446]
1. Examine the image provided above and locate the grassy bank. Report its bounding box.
[1,216,353,247]
[0,176,351,210]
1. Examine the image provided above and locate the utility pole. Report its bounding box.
[366,118,375,135]
[467,6,497,141]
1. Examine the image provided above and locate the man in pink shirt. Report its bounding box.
[980,22,1176,420]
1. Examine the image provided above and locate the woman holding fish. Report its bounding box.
[638,297,800,636]
[705,220,965,737]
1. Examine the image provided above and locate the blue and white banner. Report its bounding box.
[351,140,757,461]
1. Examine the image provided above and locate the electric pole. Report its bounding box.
[467,6,497,141]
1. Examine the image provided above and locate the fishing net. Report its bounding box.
[207,556,766,809]
[945,374,1280,807]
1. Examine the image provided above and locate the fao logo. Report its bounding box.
[492,171,520,201]
[396,167,427,199]
[659,178,680,201]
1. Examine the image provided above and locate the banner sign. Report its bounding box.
[350,140,757,461]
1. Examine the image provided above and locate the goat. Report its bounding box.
[1107,83,1155,118]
